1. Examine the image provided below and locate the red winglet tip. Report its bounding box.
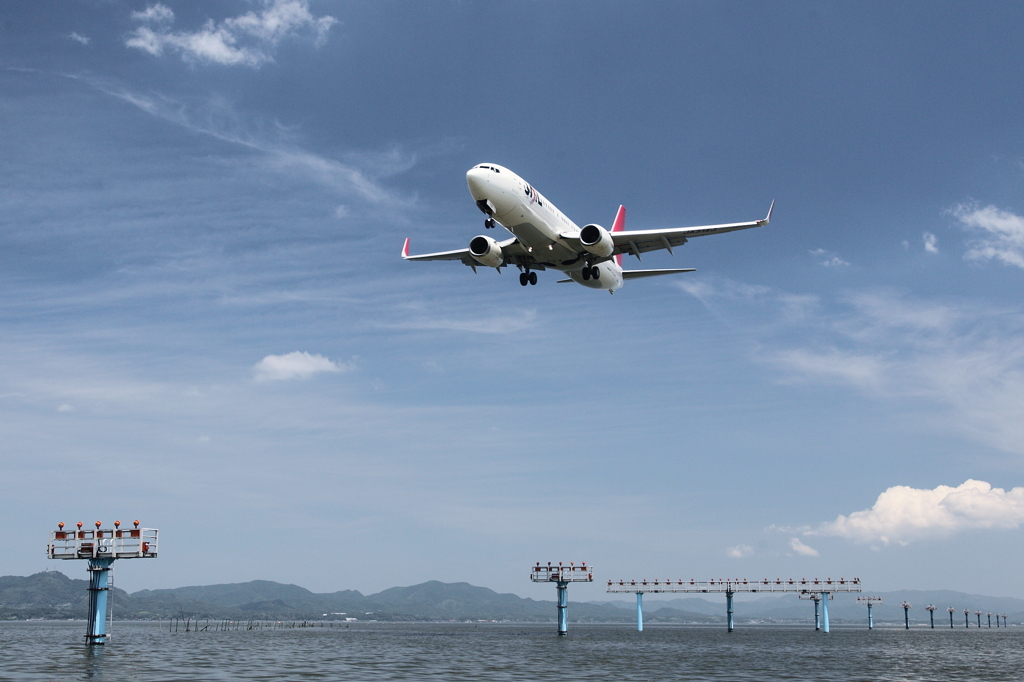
[611,205,626,233]
[401,237,410,258]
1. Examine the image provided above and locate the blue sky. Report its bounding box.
[3,1,1024,600]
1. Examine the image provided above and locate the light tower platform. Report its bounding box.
[48,520,158,644]
[608,577,861,632]
[531,562,592,635]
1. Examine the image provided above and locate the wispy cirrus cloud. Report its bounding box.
[68,75,413,209]
[253,351,350,382]
[954,204,1024,268]
[387,310,537,335]
[126,1,338,68]
[680,277,1024,456]
[808,480,1024,545]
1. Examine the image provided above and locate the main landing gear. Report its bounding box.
[581,265,601,281]
[519,270,538,286]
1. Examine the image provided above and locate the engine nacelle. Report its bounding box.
[469,235,503,268]
[579,224,615,259]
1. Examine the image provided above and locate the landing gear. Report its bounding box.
[581,266,601,281]
[485,218,495,229]
[519,271,538,286]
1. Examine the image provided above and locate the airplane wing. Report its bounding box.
[401,238,544,271]
[611,201,773,260]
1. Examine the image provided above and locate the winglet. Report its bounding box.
[401,237,410,259]
[760,200,775,225]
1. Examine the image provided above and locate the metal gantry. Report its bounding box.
[926,604,937,629]
[531,562,592,635]
[607,577,861,633]
[48,520,158,645]
[857,596,883,629]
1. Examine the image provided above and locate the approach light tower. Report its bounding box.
[926,605,937,629]
[948,607,956,628]
[987,612,992,628]
[531,562,592,636]
[48,520,158,645]
[858,596,883,629]
[901,601,912,629]
[975,610,983,628]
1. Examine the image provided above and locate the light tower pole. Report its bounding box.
[857,596,882,629]
[964,609,970,628]
[948,607,956,628]
[926,605,937,629]
[48,520,158,645]
[987,612,992,628]
[531,562,592,636]
[975,610,983,628]
[901,601,912,630]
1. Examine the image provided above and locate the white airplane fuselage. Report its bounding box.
[466,164,624,290]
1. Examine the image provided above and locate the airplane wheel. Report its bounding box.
[485,218,495,229]
[519,273,528,286]
[529,272,538,285]
[581,267,591,281]
[592,267,600,279]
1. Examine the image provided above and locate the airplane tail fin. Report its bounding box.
[612,205,625,267]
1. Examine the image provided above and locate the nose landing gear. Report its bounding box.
[485,218,495,229]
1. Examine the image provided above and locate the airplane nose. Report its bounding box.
[467,166,516,217]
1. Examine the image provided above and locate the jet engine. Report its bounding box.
[469,235,503,268]
[579,224,615,259]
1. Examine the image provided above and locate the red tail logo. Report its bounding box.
[612,205,625,267]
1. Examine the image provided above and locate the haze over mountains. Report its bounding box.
[2,572,1021,625]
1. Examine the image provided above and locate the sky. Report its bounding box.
[2,1,1024,601]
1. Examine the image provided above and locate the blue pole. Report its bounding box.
[822,593,830,634]
[814,597,820,631]
[868,603,873,629]
[727,590,734,633]
[988,613,992,628]
[636,592,643,632]
[929,610,935,629]
[86,558,114,645]
[556,582,568,636]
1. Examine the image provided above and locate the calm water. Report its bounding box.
[2,621,1021,681]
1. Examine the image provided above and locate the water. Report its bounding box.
[2,621,1021,681]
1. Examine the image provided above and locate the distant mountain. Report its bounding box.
[2,572,1021,624]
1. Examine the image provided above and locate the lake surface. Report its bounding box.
[2,621,1021,681]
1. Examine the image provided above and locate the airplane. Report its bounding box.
[401,163,773,293]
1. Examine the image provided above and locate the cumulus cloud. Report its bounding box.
[69,33,91,45]
[923,232,938,253]
[813,480,1024,544]
[789,537,819,556]
[954,204,1024,268]
[126,0,338,67]
[727,544,754,558]
[253,351,349,381]
[810,248,849,267]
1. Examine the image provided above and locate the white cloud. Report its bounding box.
[253,351,349,381]
[389,310,537,335]
[132,4,174,23]
[57,404,75,412]
[809,248,849,267]
[727,544,753,558]
[69,33,91,45]
[789,537,819,556]
[126,0,338,68]
[923,232,938,253]
[955,204,1024,268]
[813,480,1024,544]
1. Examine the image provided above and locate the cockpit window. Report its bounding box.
[477,165,500,172]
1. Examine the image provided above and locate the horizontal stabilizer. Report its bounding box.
[621,268,696,280]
